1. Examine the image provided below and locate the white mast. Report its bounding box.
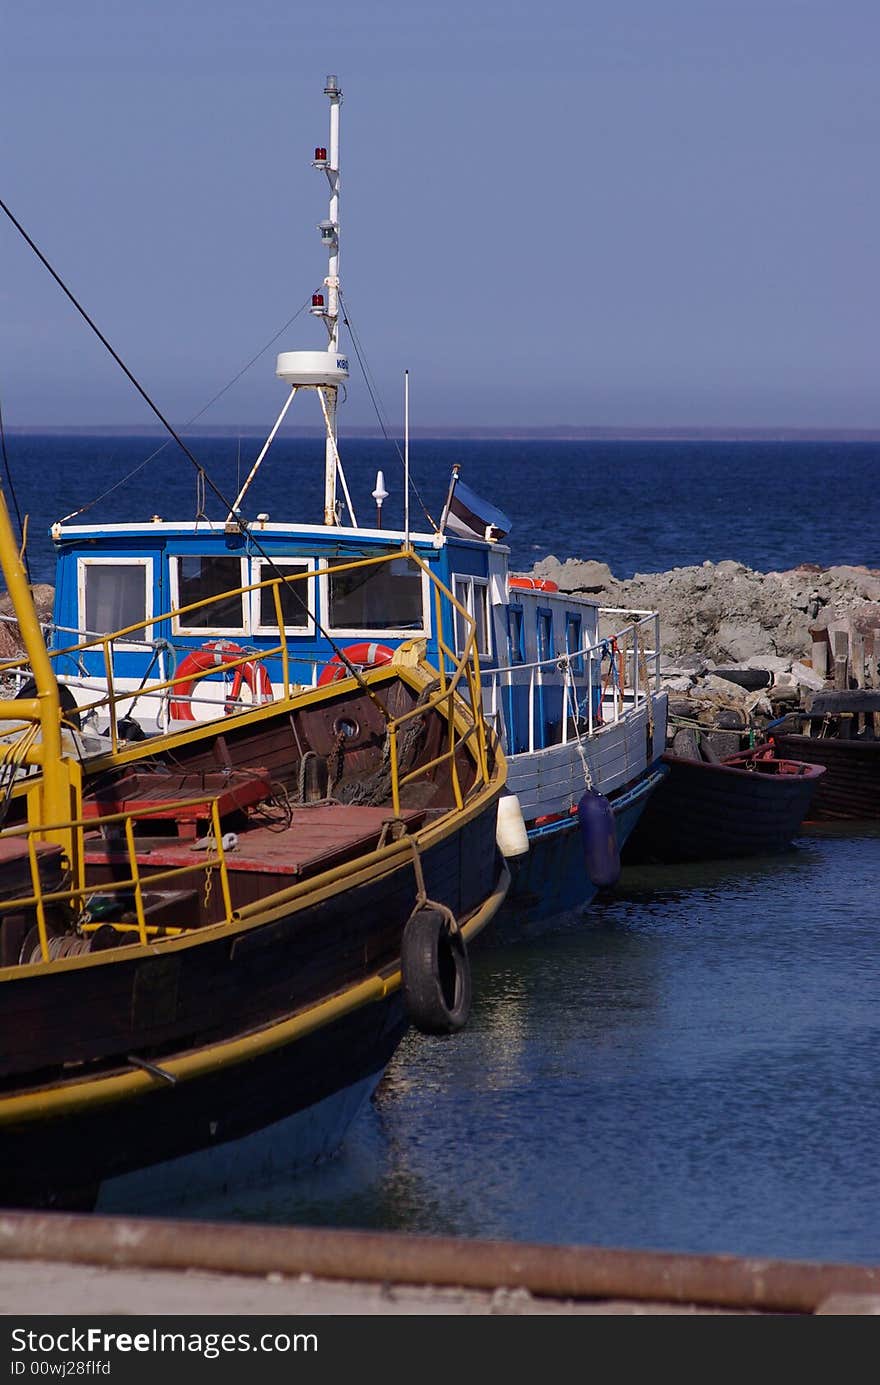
[275,75,351,527]
[404,369,410,547]
[321,73,342,525]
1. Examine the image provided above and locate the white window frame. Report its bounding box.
[250,558,316,637]
[77,557,153,649]
[170,555,250,636]
[452,574,492,658]
[319,557,431,640]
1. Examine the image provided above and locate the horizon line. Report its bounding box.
[7,424,880,442]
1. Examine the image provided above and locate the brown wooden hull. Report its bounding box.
[0,655,508,1208]
[768,733,880,821]
[623,750,824,863]
[2,990,409,1209]
[0,798,504,1206]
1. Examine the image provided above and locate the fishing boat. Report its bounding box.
[0,479,509,1211]
[622,743,825,864]
[767,691,880,821]
[7,76,667,934]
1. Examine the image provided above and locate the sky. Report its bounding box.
[1,0,878,433]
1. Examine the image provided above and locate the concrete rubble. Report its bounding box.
[526,555,880,752]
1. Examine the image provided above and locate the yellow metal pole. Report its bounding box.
[0,487,76,853]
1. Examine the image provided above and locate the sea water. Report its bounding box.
[6,434,880,1262]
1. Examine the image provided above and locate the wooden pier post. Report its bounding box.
[831,630,849,691]
[809,626,829,683]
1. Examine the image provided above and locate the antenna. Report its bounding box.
[404,370,410,548]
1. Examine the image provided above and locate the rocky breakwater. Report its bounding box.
[524,555,880,757]
[0,586,55,644]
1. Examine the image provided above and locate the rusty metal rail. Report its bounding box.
[0,1212,878,1313]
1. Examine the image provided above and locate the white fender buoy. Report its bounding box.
[496,793,530,858]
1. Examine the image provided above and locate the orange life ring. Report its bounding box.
[168,640,272,721]
[225,658,273,715]
[509,576,559,592]
[317,641,395,687]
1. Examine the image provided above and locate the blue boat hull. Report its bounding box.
[493,766,667,937]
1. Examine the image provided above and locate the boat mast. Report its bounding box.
[320,73,343,525]
[274,76,352,527]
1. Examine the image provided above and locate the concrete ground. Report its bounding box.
[2,1213,879,1316]
[0,1259,753,1315]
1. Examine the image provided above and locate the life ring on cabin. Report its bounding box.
[168,640,272,721]
[509,576,559,592]
[400,906,471,1035]
[225,657,273,715]
[317,641,395,687]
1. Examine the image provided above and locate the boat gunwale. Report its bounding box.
[0,856,511,1122]
[0,735,506,981]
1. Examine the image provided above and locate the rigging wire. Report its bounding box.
[339,291,438,531]
[0,196,394,719]
[55,295,315,525]
[0,393,32,585]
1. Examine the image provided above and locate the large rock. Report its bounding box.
[0,584,55,661]
[528,556,880,665]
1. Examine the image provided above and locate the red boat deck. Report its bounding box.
[82,769,274,839]
[82,803,428,878]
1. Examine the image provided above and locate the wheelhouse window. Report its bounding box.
[79,559,152,643]
[452,575,492,657]
[326,554,425,633]
[506,603,525,666]
[537,607,554,665]
[565,611,584,674]
[172,556,247,633]
[252,559,314,635]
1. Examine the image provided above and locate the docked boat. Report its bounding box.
[622,743,825,864]
[0,482,508,1210]
[767,691,880,821]
[9,76,667,933]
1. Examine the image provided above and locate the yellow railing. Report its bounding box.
[0,791,237,963]
[0,547,486,760]
[0,546,498,960]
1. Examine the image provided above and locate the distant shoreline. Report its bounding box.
[7,425,880,442]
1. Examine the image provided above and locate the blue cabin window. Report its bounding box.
[452,575,492,657]
[536,607,554,665]
[78,558,152,643]
[506,603,525,665]
[171,556,247,633]
[326,554,425,633]
[252,559,314,634]
[565,612,584,674]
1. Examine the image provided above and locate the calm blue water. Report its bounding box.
[5,433,880,583]
[5,433,880,1265]
[212,825,880,1266]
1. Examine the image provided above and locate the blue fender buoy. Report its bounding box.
[577,789,620,888]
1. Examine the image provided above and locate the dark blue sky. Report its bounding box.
[1,1,878,432]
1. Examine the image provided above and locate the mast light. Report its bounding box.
[318,220,338,245]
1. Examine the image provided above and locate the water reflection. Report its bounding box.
[147,828,880,1263]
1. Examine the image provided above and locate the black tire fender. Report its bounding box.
[15,676,81,730]
[400,906,471,1035]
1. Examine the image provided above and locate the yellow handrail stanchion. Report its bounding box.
[271,582,290,699]
[123,816,148,945]
[210,799,234,924]
[25,832,51,963]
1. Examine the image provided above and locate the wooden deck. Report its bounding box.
[82,803,428,878]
